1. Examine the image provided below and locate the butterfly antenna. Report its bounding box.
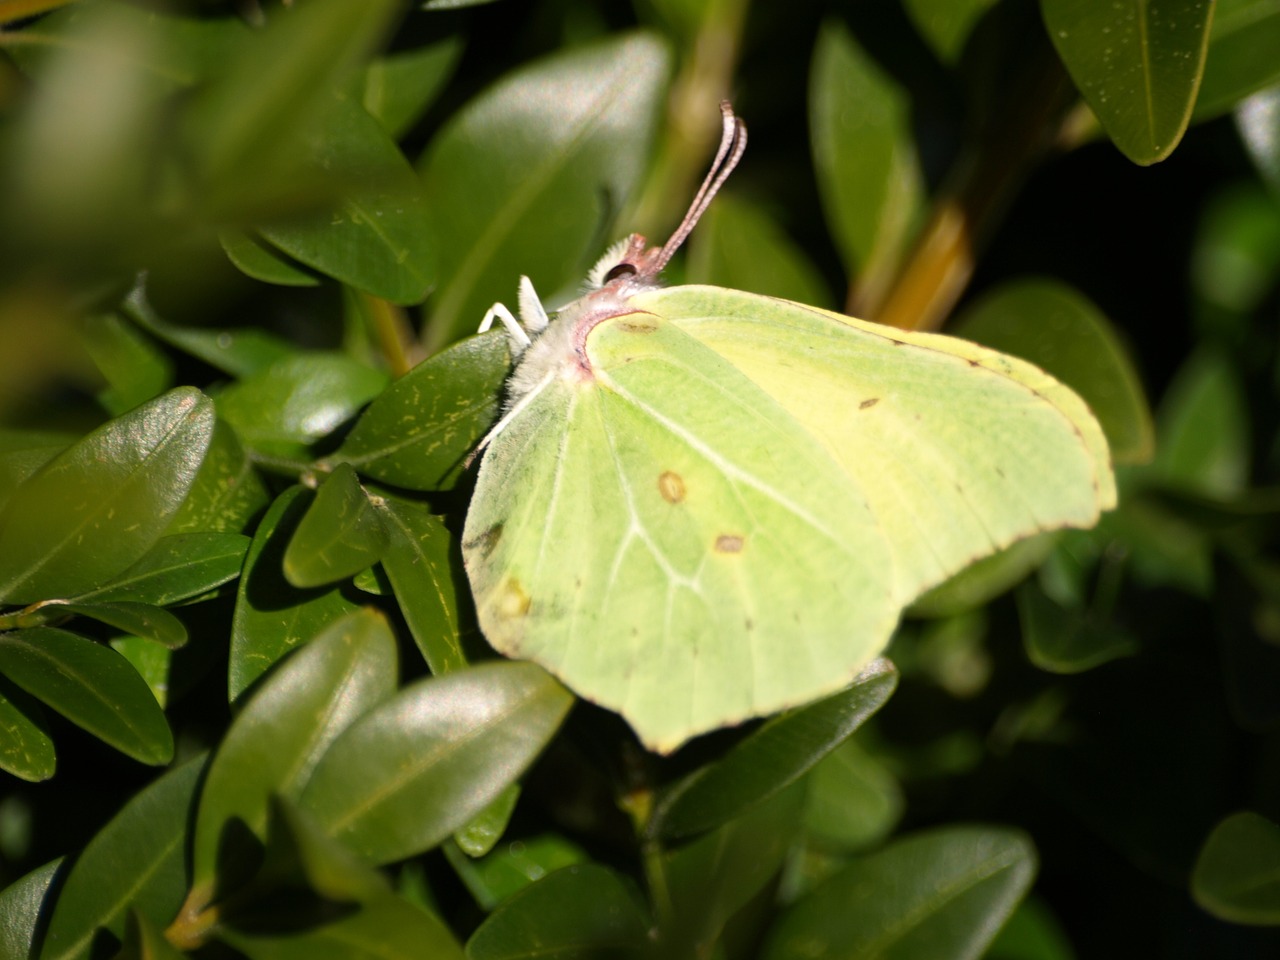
[654,101,747,273]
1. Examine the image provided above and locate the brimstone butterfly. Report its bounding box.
[462,103,1115,754]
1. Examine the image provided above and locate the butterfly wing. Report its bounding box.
[635,285,1116,603]
[463,313,901,753]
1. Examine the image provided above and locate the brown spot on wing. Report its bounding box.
[495,577,531,622]
[658,470,686,504]
[859,397,879,410]
[464,523,504,561]
[715,534,745,554]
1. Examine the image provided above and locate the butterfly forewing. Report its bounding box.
[637,285,1116,604]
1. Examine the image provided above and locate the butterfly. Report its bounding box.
[461,103,1115,754]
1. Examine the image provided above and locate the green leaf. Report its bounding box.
[685,193,833,308]
[810,19,924,307]
[329,330,510,492]
[229,488,361,702]
[0,387,215,604]
[453,782,521,858]
[56,602,187,650]
[38,756,204,960]
[984,897,1076,960]
[71,533,250,606]
[0,859,61,960]
[660,782,805,953]
[952,278,1154,464]
[125,288,296,379]
[763,826,1037,959]
[256,94,436,305]
[191,609,396,898]
[1042,0,1214,164]
[1190,181,1280,322]
[1150,348,1249,498]
[80,313,173,416]
[0,627,172,765]
[1016,582,1138,673]
[419,31,670,349]
[375,492,469,674]
[358,39,463,140]
[803,738,904,852]
[0,676,55,781]
[445,834,590,912]
[1195,0,1280,120]
[1191,811,1280,925]
[181,0,402,214]
[110,635,172,710]
[0,433,72,511]
[219,229,322,287]
[465,864,650,960]
[651,660,897,841]
[904,0,1000,63]
[301,662,572,864]
[164,421,269,535]
[215,353,388,460]
[285,465,389,588]
[909,534,1060,619]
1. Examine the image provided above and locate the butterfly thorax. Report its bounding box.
[506,233,665,401]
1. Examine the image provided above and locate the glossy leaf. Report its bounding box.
[909,534,1059,619]
[0,627,172,765]
[1191,811,1280,925]
[1150,349,1249,498]
[57,602,186,649]
[1016,582,1138,673]
[257,94,435,305]
[0,676,55,781]
[0,387,214,604]
[651,660,897,841]
[453,783,521,858]
[330,330,509,492]
[0,433,71,509]
[0,859,61,960]
[419,31,669,348]
[660,782,805,954]
[953,278,1154,464]
[38,756,204,960]
[215,353,387,460]
[181,0,401,213]
[1195,0,1280,119]
[1042,0,1213,164]
[110,635,172,710]
[375,492,468,674]
[229,488,361,702]
[686,193,833,308]
[301,662,573,864]
[219,229,321,287]
[810,19,924,308]
[446,834,590,912]
[466,864,650,960]
[904,0,999,62]
[803,738,904,852]
[72,533,250,606]
[358,38,463,140]
[190,609,396,898]
[284,465,389,588]
[80,312,173,416]
[763,826,1037,959]
[125,288,295,379]
[164,421,268,535]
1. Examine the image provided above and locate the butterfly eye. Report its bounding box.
[603,263,637,283]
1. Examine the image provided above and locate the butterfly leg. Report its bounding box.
[479,302,532,351]
[517,276,551,332]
